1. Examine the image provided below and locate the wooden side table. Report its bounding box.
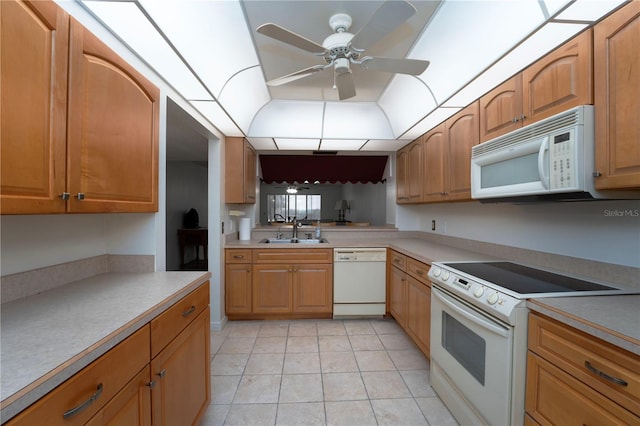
[177,228,207,269]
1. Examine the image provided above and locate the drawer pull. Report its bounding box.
[584,361,628,386]
[416,270,424,275]
[182,305,196,317]
[63,383,103,419]
[233,255,245,259]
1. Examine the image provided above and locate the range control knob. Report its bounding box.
[473,285,485,298]
[432,267,441,277]
[441,271,450,281]
[487,292,499,305]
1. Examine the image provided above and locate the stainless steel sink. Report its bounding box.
[260,238,328,244]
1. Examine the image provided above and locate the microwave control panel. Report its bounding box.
[549,129,578,190]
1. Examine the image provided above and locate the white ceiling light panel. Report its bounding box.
[319,139,368,151]
[378,74,437,137]
[274,139,320,150]
[81,1,212,100]
[249,100,324,138]
[246,138,278,150]
[217,66,270,133]
[138,0,260,97]
[554,0,627,21]
[359,140,408,152]
[411,0,545,105]
[322,103,394,140]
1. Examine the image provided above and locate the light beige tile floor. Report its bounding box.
[200,318,458,426]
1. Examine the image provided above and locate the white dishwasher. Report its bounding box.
[333,248,387,318]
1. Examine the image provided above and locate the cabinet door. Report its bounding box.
[407,140,424,203]
[445,102,479,201]
[523,29,593,125]
[594,1,640,190]
[406,276,430,358]
[252,264,293,313]
[396,147,409,203]
[526,352,640,426]
[1,0,68,214]
[151,308,210,426]
[243,140,257,203]
[67,19,159,213]
[479,74,523,142]
[422,124,447,202]
[389,266,407,328]
[226,263,252,314]
[293,263,333,313]
[85,366,152,426]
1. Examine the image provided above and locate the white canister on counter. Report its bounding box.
[239,217,251,241]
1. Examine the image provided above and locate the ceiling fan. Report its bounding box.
[256,0,430,100]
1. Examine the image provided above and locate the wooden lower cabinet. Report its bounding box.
[6,282,211,426]
[86,366,152,426]
[226,248,333,319]
[526,312,640,425]
[151,307,211,426]
[389,265,407,328]
[387,249,430,358]
[406,276,431,357]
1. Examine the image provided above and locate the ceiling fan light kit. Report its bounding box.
[256,0,429,100]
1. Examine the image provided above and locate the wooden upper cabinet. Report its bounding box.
[1,0,69,214]
[1,2,159,214]
[479,74,523,142]
[67,19,159,213]
[594,1,640,190]
[479,30,592,143]
[422,124,447,202]
[523,28,593,124]
[226,137,256,204]
[406,139,424,203]
[395,146,409,203]
[445,102,480,201]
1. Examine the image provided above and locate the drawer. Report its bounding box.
[406,258,430,284]
[389,250,406,270]
[528,312,640,416]
[151,282,209,358]
[526,352,639,425]
[7,325,150,426]
[225,249,251,263]
[253,248,332,264]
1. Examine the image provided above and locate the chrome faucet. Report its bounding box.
[292,217,298,239]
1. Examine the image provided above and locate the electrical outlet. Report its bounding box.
[431,220,436,231]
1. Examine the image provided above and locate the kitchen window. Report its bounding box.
[267,194,321,222]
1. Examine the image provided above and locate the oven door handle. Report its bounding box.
[433,289,510,338]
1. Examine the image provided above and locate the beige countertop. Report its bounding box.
[528,296,640,356]
[0,271,211,423]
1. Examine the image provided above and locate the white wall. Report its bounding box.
[0,213,156,276]
[396,199,640,267]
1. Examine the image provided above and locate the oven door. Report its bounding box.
[431,285,514,426]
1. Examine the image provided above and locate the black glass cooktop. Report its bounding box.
[442,262,618,294]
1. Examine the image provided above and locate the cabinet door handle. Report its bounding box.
[75,192,85,200]
[182,305,196,317]
[63,383,103,419]
[157,369,167,378]
[59,192,70,200]
[584,361,627,386]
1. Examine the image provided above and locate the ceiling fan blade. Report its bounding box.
[350,0,416,51]
[362,57,430,75]
[257,23,328,54]
[266,65,327,86]
[336,72,356,100]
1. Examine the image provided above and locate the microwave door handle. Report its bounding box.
[538,136,550,189]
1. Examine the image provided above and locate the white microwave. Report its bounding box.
[471,105,623,201]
